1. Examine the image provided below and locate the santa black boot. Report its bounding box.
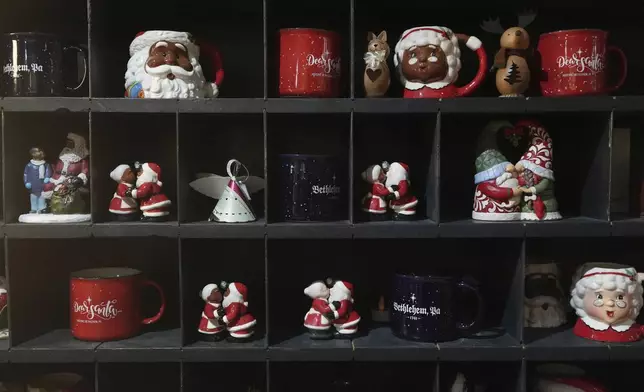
[199,332,226,342]
[307,328,334,340]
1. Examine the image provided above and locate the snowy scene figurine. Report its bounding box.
[198,282,226,342]
[304,279,360,340]
[515,120,562,221]
[23,147,52,215]
[189,159,265,223]
[130,162,172,221]
[361,161,417,220]
[125,30,223,99]
[480,10,537,97]
[394,26,487,98]
[363,31,390,97]
[571,263,644,342]
[19,133,90,223]
[108,164,138,221]
[524,262,567,328]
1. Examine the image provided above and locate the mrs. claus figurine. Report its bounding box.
[570,263,644,343]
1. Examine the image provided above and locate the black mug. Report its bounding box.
[1,32,88,97]
[277,154,346,221]
[391,274,484,342]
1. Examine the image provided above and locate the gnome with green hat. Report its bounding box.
[472,148,523,221]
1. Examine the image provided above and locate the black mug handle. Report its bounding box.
[455,280,484,334]
[63,45,88,91]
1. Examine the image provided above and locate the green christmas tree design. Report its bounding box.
[504,61,522,85]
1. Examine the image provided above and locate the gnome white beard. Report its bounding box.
[525,296,567,328]
[127,52,208,99]
[496,173,521,206]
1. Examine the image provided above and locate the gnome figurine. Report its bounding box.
[472,149,522,221]
[570,263,644,342]
[515,120,561,221]
[108,164,138,221]
[198,283,226,342]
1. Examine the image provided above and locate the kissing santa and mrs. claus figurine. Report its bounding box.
[304,279,361,340]
[198,281,257,342]
[19,133,90,223]
[361,161,418,220]
[394,26,487,98]
[570,263,644,343]
[108,162,172,221]
[125,30,224,99]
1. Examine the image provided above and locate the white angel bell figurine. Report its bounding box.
[189,159,265,223]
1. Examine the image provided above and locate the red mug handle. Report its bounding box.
[606,45,627,93]
[199,41,224,88]
[142,280,165,325]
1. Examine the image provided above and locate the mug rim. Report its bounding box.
[394,273,454,282]
[540,29,607,37]
[71,267,142,280]
[279,28,341,36]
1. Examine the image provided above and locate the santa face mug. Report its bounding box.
[394,26,487,98]
[70,267,165,342]
[125,31,224,99]
[570,262,644,343]
[391,274,484,342]
[524,262,567,328]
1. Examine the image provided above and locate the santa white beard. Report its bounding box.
[329,289,350,303]
[385,169,406,188]
[223,294,242,308]
[126,52,213,99]
[136,172,156,188]
[496,173,521,206]
[524,296,567,328]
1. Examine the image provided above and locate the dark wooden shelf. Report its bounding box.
[523,217,611,237]
[610,218,644,236]
[266,221,353,239]
[264,98,352,113]
[92,222,179,238]
[353,220,438,238]
[267,333,353,362]
[4,223,92,238]
[95,329,181,362]
[439,220,525,238]
[0,340,9,363]
[524,328,611,361]
[10,329,99,363]
[179,220,266,239]
[437,333,522,361]
[182,336,267,362]
[2,97,90,112]
[352,327,438,361]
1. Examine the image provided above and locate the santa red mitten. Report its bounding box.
[534,196,546,220]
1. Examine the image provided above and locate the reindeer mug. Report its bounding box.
[537,29,627,96]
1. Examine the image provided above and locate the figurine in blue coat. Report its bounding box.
[23,147,52,214]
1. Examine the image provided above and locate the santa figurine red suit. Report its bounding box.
[570,263,644,343]
[303,280,334,340]
[393,26,487,98]
[216,282,257,342]
[131,162,172,222]
[537,377,608,392]
[108,164,138,221]
[198,283,226,342]
[383,162,418,219]
[360,164,390,220]
[328,280,361,337]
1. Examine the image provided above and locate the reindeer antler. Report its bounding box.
[480,17,505,34]
[518,9,537,28]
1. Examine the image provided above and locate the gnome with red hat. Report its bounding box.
[383,161,418,219]
[198,283,226,342]
[215,282,257,342]
[124,30,224,99]
[108,164,138,221]
[130,162,172,222]
[515,120,562,221]
[327,280,361,338]
[360,163,390,220]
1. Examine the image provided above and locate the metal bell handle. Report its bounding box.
[226,159,250,183]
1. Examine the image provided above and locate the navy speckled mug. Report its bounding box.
[277,154,346,222]
[391,274,484,342]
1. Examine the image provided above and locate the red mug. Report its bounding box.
[537,29,627,96]
[70,267,165,342]
[279,28,342,97]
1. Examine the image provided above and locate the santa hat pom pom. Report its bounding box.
[381,161,390,171]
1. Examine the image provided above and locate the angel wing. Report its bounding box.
[189,174,266,200]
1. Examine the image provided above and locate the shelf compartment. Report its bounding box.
[266,113,350,223]
[524,217,611,237]
[182,337,267,362]
[95,329,181,362]
[178,114,264,224]
[92,222,179,238]
[179,220,266,239]
[177,99,265,114]
[91,112,178,224]
[266,221,352,238]
[10,329,98,363]
[352,326,438,361]
[439,220,525,238]
[89,99,178,113]
[439,361,522,392]
[4,223,91,239]
[267,333,353,362]
[99,362,179,392]
[353,99,439,113]
[265,99,353,113]
[524,328,610,361]
[353,220,439,238]
[183,362,265,392]
[3,112,90,224]
[437,333,522,361]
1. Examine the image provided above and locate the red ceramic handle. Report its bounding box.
[606,45,627,93]
[455,33,487,97]
[200,41,224,87]
[142,280,165,325]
